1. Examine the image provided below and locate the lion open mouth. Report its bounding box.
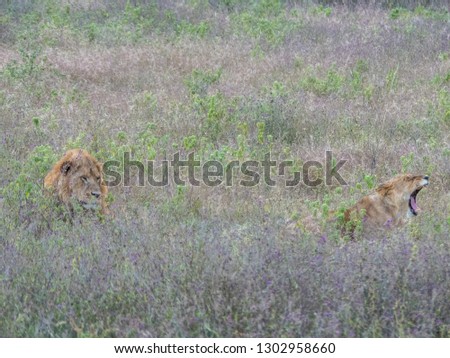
[409,185,426,216]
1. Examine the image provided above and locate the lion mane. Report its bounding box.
[44,149,109,215]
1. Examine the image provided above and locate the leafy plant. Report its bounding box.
[400,152,414,173]
[185,69,222,98]
[175,20,209,39]
[183,135,198,150]
[311,5,332,17]
[2,145,56,214]
[350,59,369,94]
[231,1,302,46]
[363,174,376,190]
[300,66,344,96]
[2,42,44,80]
[386,66,399,93]
[203,93,228,143]
[390,7,407,20]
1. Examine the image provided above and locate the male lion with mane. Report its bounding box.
[44,149,109,215]
[343,174,429,232]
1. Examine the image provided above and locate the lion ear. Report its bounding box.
[75,149,83,160]
[376,183,391,196]
[61,161,72,175]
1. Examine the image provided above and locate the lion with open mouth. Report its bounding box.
[343,174,429,231]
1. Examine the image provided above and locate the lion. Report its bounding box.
[44,149,109,215]
[342,174,429,232]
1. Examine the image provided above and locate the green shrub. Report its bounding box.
[300,66,344,96]
[185,69,222,98]
[231,1,302,46]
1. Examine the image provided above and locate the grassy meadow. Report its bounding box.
[1,0,449,337]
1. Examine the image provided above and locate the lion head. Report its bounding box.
[44,149,109,214]
[344,174,429,231]
[375,174,429,218]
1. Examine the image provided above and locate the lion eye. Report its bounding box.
[81,176,88,183]
[97,177,101,182]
